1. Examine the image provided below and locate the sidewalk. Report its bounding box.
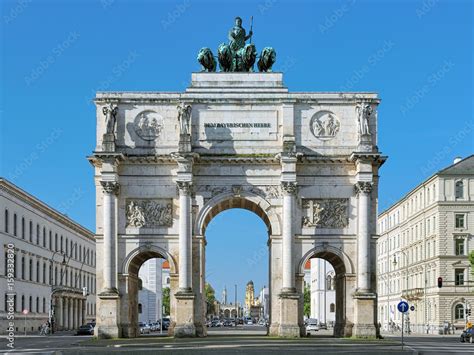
[381,331,460,338]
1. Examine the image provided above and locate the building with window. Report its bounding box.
[0,178,96,333]
[377,155,474,334]
[138,258,170,324]
[303,258,336,326]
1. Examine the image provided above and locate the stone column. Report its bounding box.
[353,181,377,337]
[56,297,63,331]
[177,181,192,291]
[81,299,86,326]
[64,298,69,330]
[278,181,300,337]
[69,298,73,330]
[355,181,373,292]
[281,181,297,293]
[174,180,196,338]
[100,181,119,294]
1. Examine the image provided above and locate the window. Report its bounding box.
[43,298,46,313]
[330,303,335,312]
[29,259,33,281]
[455,181,464,199]
[43,263,46,284]
[455,304,464,320]
[43,227,46,247]
[21,217,25,239]
[29,296,32,312]
[21,295,25,311]
[4,209,9,233]
[138,303,142,313]
[35,297,39,313]
[55,234,58,251]
[36,224,40,245]
[60,235,63,252]
[13,213,17,236]
[455,214,465,229]
[21,257,25,279]
[455,269,465,286]
[455,239,465,256]
[49,231,52,250]
[29,221,33,242]
[36,261,39,282]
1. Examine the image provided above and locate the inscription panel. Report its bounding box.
[196,110,278,141]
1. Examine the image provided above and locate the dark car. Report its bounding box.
[162,318,170,330]
[76,324,94,336]
[460,328,474,343]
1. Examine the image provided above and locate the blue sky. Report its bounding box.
[1,0,472,302]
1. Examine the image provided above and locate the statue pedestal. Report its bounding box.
[95,291,120,339]
[179,134,191,153]
[357,133,372,152]
[278,291,301,337]
[352,292,377,338]
[102,133,116,152]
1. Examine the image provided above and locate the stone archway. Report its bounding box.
[194,192,278,332]
[91,72,384,339]
[298,246,356,337]
[117,245,178,338]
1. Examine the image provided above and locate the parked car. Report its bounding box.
[319,322,328,330]
[211,320,221,327]
[162,318,170,330]
[306,319,319,335]
[238,318,244,325]
[76,324,94,336]
[460,328,474,343]
[246,319,253,325]
[139,322,151,334]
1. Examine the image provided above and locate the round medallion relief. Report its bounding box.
[310,110,340,141]
[134,110,164,141]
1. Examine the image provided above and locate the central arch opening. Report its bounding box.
[203,196,272,336]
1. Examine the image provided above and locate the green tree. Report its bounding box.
[162,287,170,316]
[304,285,311,317]
[469,250,474,274]
[205,283,216,315]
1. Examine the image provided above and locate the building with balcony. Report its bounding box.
[377,155,474,334]
[0,178,96,333]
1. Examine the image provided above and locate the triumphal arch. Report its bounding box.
[89,18,386,339]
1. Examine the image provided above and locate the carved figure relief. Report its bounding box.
[310,111,340,140]
[102,103,118,136]
[126,200,173,228]
[177,103,192,135]
[134,111,164,141]
[355,102,373,136]
[302,198,348,228]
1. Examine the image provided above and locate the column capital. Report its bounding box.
[176,181,192,196]
[281,181,297,196]
[100,181,120,195]
[354,181,373,195]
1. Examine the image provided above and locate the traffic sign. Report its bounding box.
[467,322,472,328]
[397,301,409,313]
[410,305,415,311]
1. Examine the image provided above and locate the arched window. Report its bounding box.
[55,267,58,285]
[65,238,68,255]
[455,304,464,320]
[36,224,40,244]
[326,274,334,291]
[138,303,143,313]
[21,217,25,239]
[4,209,9,233]
[455,181,464,199]
[330,303,335,313]
[55,234,58,251]
[166,277,170,284]
[43,227,46,247]
[29,220,33,242]
[60,235,63,252]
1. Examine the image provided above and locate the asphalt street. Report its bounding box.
[2,326,474,354]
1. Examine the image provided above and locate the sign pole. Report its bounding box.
[401,312,404,350]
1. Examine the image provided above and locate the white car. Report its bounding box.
[139,322,151,334]
[306,320,319,335]
[247,320,253,325]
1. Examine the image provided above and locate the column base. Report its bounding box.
[334,322,353,337]
[352,292,377,338]
[173,291,196,338]
[95,291,120,339]
[278,291,301,337]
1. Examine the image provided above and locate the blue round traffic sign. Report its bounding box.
[397,301,409,313]
[410,305,415,311]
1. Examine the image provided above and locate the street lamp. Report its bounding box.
[393,250,410,333]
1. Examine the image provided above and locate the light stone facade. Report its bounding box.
[89,72,386,338]
[377,155,474,334]
[0,178,96,333]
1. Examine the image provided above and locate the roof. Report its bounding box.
[378,155,474,217]
[438,155,474,175]
[162,260,170,269]
[304,259,311,270]
[0,177,94,240]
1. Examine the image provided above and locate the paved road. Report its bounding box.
[2,328,473,354]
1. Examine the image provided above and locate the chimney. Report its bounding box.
[454,157,462,164]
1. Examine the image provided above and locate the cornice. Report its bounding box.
[0,179,94,241]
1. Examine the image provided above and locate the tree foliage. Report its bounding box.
[469,251,474,274]
[205,283,216,315]
[162,287,170,316]
[304,285,311,317]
